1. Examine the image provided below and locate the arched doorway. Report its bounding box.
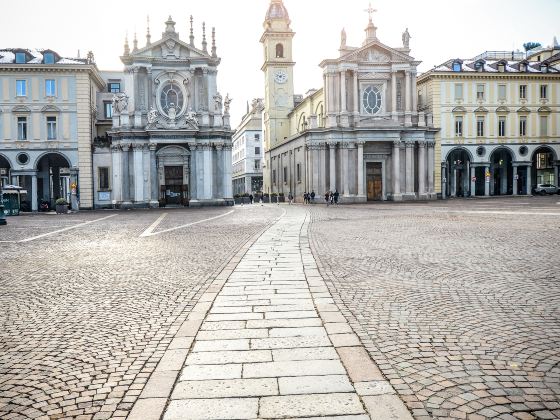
[156,146,190,206]
[0,154,11,187]
[532,146,556,188]
[35,153,72,208]
[446,148,471,197]
[489,148,513,196]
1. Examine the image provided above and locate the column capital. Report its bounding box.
[417,140,427,148]
[149,143,157,152]
[356,140,365,147]
[111,144,121,152]
[405,141,415,149]
[214,142,224,151]
[328,141,337,148]
[426,141,435,149]
[132,143,144,151]
[393,139,403,148]
[121,143,131,152]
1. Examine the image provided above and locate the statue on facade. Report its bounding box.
[214,92,223,113]
[147,107,159,124]
[340,28,347,48]
[402,28,411,49]
[185,107,199,128]
[224,94,232,115]
[112,93,129,114]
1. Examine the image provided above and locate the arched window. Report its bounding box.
[275,43,284,58]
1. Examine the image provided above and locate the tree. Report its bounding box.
[523,42,541,52]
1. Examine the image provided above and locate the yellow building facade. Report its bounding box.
[418,53,560,197]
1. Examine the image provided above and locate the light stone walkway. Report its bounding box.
[131,206,413,419]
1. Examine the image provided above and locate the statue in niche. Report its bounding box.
[214,92,223,113]
[402,28,411,49]
[147,107,159,124]
[185,107,199,128]
[224,94,232,115]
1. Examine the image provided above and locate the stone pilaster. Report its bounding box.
[329,142,337,191]
[121,143,132,208]
[357,141,365,198]
[149,143,159,207]
[392,140,403,201]
[404,141,415,199]
[418,140,427,199]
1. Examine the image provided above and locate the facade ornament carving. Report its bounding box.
[402,28,411,49]
[405,141,415,148]
[393,139,402,148]
[149,143,157,152]
[112,93,129,114]
[121,143,131,152]
[418,140,427,148]
[147,107,159,125]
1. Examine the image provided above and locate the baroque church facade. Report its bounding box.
[93,16,233,208]
[262,0,437,202]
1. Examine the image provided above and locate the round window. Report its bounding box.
[476,146,486,157]
[16,152,30,165]
[519,146,528,156]
[159,82,184,117]
[362,86,382,115]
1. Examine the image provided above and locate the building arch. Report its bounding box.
[156,145,191,206]
[35,152,73,209]
[33,151,72,170]
[489,147,514,196]
[445,147,473,197]
[0,153,12,187]
[531,145,557,187]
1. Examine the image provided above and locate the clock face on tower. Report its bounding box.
[274,69,288,84]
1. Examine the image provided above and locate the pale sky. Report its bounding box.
[1,0,559,125]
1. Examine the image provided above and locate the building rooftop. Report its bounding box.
[0,48,92,65]
[429,55,559,74]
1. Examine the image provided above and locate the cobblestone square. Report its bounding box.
[1,197,559,419]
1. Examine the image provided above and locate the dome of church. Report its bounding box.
[266,0,290,21]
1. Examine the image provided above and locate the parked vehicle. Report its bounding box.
[532,184,560,195]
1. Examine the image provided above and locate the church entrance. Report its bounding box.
[164,166,184,205]
[366,162,383,201]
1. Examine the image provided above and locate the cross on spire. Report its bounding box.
[364,2,377,22]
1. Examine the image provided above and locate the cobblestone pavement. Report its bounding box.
[0,206,282,420]
[309,196,560,420]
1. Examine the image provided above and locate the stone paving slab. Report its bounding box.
[159,207,408,420]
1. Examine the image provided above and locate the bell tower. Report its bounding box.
[261,0,295,153]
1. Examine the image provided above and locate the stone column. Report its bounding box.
[312,146,319,195]
[31,173,38,212]
[470,165,476,196]
[404,70,412,126]
[11,175,18,186]
[147,67,153,110]
[326,72,337,127]
[405,141,414,197]
[121,143,132,207]
[203,144,213,199]
[418,140,426,198]
[196,144,204,200]
[149,143,159,206]
[411,71,418,116]
[513,165,518,196]
[320,144,327,194]
[391,72,397,121]
[357,141,365,197]
[451,168,457,197]
[392,140,402,200]
[554,163,560,186]
[329,142,336,191]
[342,143,350,196]
[441,163,447,198]
[111,145,122,203]
[340,70,348,126]
[427,143,435,195]
[133,144,144,203]
[353,70,359,117]
[484,165,490,196]
[223,144,232,200]
[526,164,532,195]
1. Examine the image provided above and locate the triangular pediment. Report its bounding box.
[343,40,415,64]
[128,35,211,61]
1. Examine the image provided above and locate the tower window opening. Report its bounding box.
[275,43,284,58]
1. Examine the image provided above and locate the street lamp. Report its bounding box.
[0,182,7,225]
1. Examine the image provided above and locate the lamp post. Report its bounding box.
[0,182,7,225]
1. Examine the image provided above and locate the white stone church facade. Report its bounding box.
[93,17,233,208]
[262,0,437,202]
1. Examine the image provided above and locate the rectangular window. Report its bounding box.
[519,117,527,137]
[540,116,548,136]
[254,134,260,140]
[15,52,26,63]
[272,169,276,185]
[46,116,57,140]
[498,117,506,137]
[296,163,301,182]
[476,84,485,100]
[16,80,27,96]
[17,117,27,140]
[254,160,261,170]
[454,83,463,100]
[519,85,527,100]
[477,117,485,137]
[540,85,548,99]
[283,166,287,184]
[45,79,56,96]
[98,167,110,190]
[454,116,463,137]
[255,147,260,155]
[498,84,506,100]
[108,82,121,93]
[104,102,113,118]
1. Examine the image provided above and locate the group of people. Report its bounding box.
[302,191,316,204]
[324,190,340,206]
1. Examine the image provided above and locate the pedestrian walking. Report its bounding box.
[311,190,315,203]
[249,194,254,204]
[288,192,294,205]
[303,192,308,204]
[325,191,330,206]
[330,191,334,205]
[334,189,339,205]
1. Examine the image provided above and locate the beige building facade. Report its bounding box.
[262,0,437,202]
[418,51,560,197]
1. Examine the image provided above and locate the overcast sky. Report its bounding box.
[1,0,559,125]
